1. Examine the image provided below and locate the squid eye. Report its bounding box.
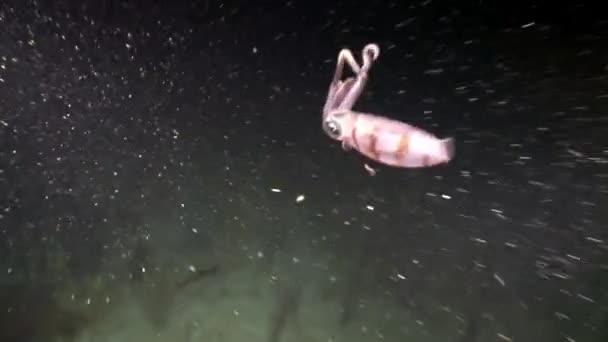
[323,119,342,139]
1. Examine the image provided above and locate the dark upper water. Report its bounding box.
[1,1,607,341]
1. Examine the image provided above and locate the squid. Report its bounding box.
[322,43,455,169]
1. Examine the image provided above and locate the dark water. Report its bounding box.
[1,1,607,341]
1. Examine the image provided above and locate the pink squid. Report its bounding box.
[322,43,455,170]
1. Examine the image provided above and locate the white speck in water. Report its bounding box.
[105,296,111,304]
[257,251,264,258]
[424,68,444,75]
[141,267,146,273]
[271,188,282,193]
[491,208,506,219]
[497,333,512,341]
[521,22,536,28]
[441,194,451,199]
[233,309,240,316]
[494,273,506,286]
[292,257,300,264]
[473,237,487,244]
[474,261,486,269]
[191,228,198,233]
[296,194,305,203]
[397,273,407,280]
[252,46,258,54]
[567,254,581,261]
[365,205,374,211]
[576,293,595,303]
[7,268,12,274]
[86,298,91,305]
[552,272,569,280]
[188,265,196,272]
[585,236,603,243]
[364,163,377,176]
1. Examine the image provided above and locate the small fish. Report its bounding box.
[323,111,454,168]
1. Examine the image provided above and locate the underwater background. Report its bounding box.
[1,0,607,341]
